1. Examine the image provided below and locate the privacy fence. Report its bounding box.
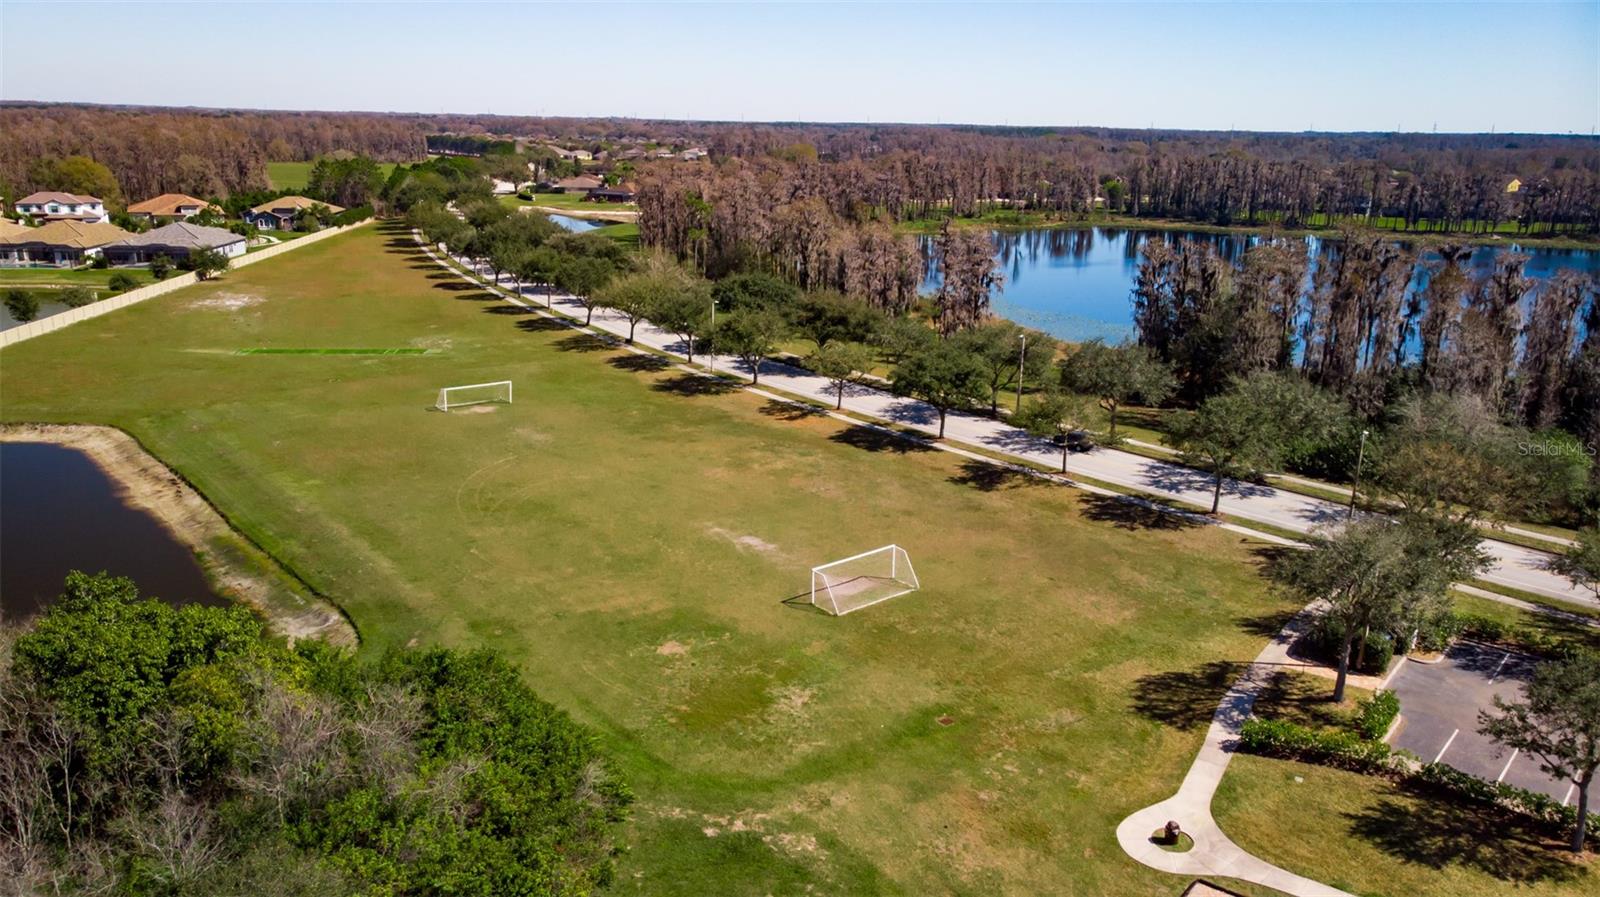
[0,220,372,349]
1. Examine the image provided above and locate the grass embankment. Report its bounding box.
[1,223,1300,895]
[500,191,638,215]
[896,208,1599,250]
[266,160,398,191]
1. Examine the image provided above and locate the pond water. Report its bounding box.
[547,213,607,233]
[919,227,1600,343]
[0,297,72,332]
[0,442,221,620]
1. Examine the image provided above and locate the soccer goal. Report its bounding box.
[811,545,919,616]
[436,380,513,411]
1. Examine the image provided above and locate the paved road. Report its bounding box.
[1387,643,1577,804]
[434,242,1594,610]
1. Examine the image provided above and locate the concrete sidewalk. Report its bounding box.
[427,236,1593,610]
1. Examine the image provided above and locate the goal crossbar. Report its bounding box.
[436,380,513,411]
[810,544,918,616]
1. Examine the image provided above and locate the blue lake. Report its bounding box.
[920,227,1600,343]
[547,213,607,233]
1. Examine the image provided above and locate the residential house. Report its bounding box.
[0,220,131,266]
[0,219,29,240]
[585,184,637,203]
[101,222,247,266]
[1505,178,1522,194]
[491,179,519,195]
[14,192,109,224]
[243,196,344,231]
[550,176,603,194]
[126,193,221,222]
[677,148,708,161]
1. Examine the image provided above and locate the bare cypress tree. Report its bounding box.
[1456,254,1532,414]
[844,223,920,316]
[1415,244,1473,391]
[1234,239,1309,371]
[934,222,1002,337]
[1519,271,1591,429]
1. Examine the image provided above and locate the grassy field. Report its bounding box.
[266,160,398,191]
[500,191,637,214]
[1214,755,1592,897]
[0,268,155,289]
[2,223,1585,894]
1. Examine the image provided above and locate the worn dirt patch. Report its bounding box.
[656,640,689,656]
[705,525,781,555]
[0,423,354,646]
[455,404,500,414]
[190,292,264,311]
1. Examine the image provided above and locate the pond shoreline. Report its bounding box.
[899,212,1600,251]
[0,423,356,646]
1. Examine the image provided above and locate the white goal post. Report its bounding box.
[436,380,513,411]
[811,545,919,616]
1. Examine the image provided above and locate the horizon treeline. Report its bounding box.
[2,103,1597,232]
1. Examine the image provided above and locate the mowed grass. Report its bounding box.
[0,223,1425,894]
[266,160,398,191]
[1214,755,1593,897]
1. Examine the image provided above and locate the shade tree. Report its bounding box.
[1059,339,1176,441]
[712,308,789,384]
[1013,389,1098,472]
[891,340,989,438]
[806,341,876,409]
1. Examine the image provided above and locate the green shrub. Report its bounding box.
[107,271,139,293]
[1353,689,1400,741]
[1306,619,1397,675]
[1237,718,1399,773]
[58,286,96,308]
[1414,763,1599,847]
[330,204,373,227]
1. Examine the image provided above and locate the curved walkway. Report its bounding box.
[1114,607,1355,897]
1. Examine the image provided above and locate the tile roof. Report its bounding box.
[106,222,244,250]
[248,195,345,215]
[0,219,130,249]
[127,193,218,216]
[17,191,102,206]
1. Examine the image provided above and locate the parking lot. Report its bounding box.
[1385,640,1578,804]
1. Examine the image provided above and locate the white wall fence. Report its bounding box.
[0,220,372,349]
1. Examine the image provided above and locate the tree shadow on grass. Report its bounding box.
[652,373,740,397]
[1077,493,1201,531]
[554,333,613,353]
[483,304,535,316]
[947,459,1041,492]
[1234,608,1299,640]
[1345,797,1584,885]
[828,425,933,455]
[608,353,673,374]
[758,399,827,422]
[1129,661,1248,731]
[516,316,569,334]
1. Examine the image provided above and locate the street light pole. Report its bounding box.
[1015,332,1027,414]
[1347,429,1369,520]
[708,297,716,375]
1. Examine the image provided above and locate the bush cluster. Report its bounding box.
[1303,618,1397,676]
[1352,689,1401,741]
[1237,718,1400,773]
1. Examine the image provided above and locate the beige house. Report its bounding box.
[14,192,109,224]
[243,195,344,230]
[127,193,221,222]
[0,220,132,266]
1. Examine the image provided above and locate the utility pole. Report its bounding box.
[1015,332,1027,414]
[1347,429,1370,520]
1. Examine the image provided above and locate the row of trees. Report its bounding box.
[0,573,630,894]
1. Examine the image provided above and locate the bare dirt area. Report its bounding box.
[189,292,265,311]
[0,423,355,646]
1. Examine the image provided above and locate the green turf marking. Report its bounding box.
[235,348,433,356]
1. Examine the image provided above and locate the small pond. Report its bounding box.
[1,442,222,620]
[547,213,608,233]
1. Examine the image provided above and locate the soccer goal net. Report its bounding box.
[436,380,513,411]
[811,545,919,616]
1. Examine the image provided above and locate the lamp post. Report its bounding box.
[708,297,717,375]
[1015,332,1027,414]
[1347,429,1369,520]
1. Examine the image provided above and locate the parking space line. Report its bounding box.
[1497,748,1519,783]
[1488,651,1511,684]
[1433,729,1459,764]
[1564,784,1576,807]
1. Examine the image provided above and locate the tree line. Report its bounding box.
[0,573,630,895]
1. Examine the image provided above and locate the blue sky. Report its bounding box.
[3,1,1595,133]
